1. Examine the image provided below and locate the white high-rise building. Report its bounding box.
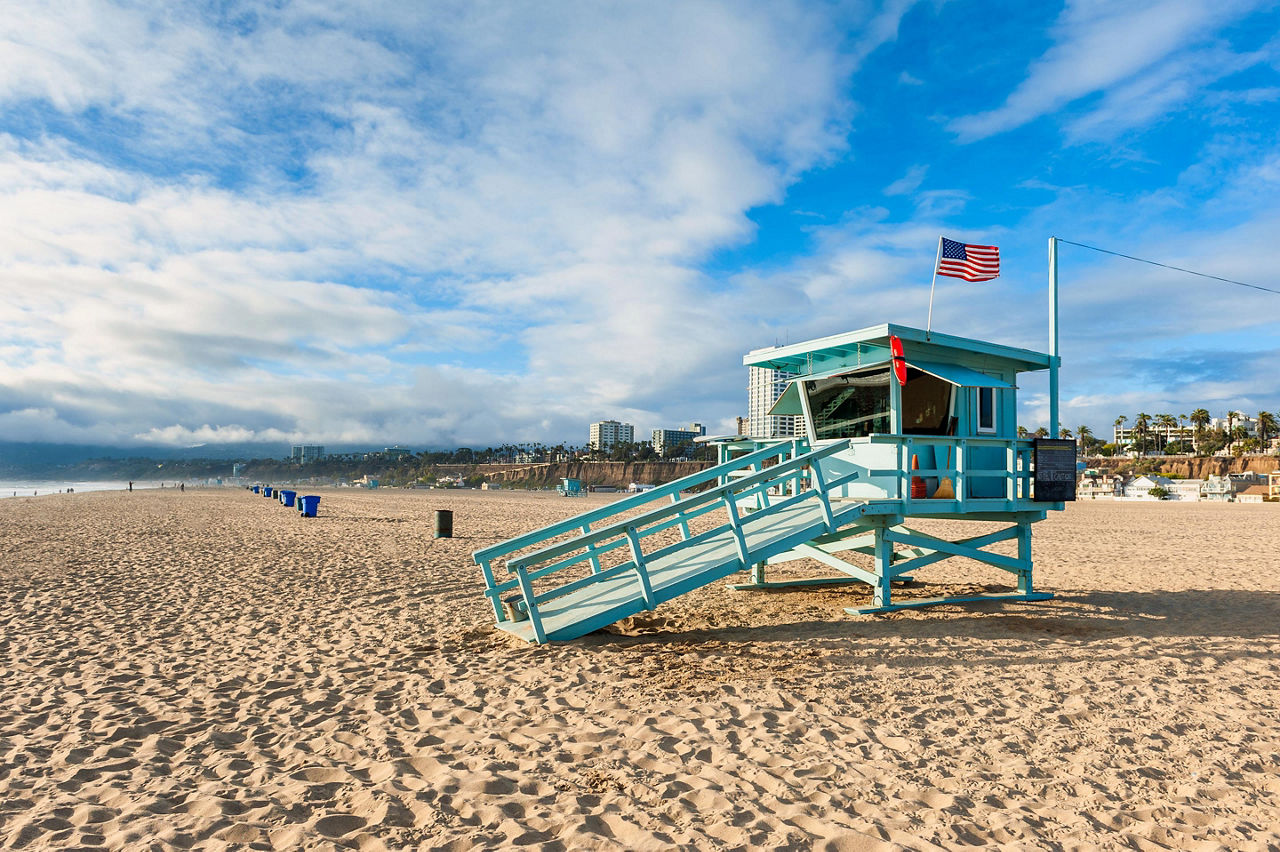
[747,366,801,438]
[589,420,634,451]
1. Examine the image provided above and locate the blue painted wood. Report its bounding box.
[506,441,855,573]
[500,498,875,642]
[847,591,1054,615]
[884,527,1026,573]
[472,440,795,566]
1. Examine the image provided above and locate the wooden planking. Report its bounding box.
[504,499,872,641]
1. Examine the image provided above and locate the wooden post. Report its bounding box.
[624,526,657,609]
[514,567,546,644]
[873,520,893,609]
[1017,518,1033,594]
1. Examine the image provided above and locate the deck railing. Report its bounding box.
[472,439,856,632]
[836,435,1036,509]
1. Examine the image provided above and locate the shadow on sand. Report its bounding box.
[582,586,1280,663]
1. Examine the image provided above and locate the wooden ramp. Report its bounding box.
[474,440,873,643]
[498,498,875,643]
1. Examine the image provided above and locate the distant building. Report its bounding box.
[291,445,325,464]
[735,416,749,436]
[747,364,800,438]
[589,420,634,452]
[232,463,246,478]
[1077,470,1123,499]
[1166,479,1205,501]
[1237,484,1270,503]
[383,446,412,459]
[651,423,705,457]
[1123,474,1175,499]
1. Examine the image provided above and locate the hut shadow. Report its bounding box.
[585,587,1280,661]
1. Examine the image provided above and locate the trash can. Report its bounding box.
[252,485,260,494]
[279,489,297,508]
[264,486,274,498]
[433,509,453,538]
[502,594,528,622]
[298,495,320,518]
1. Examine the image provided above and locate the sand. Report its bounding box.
[0,488,1277,850]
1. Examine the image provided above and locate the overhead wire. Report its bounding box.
[1055,237,1280,296]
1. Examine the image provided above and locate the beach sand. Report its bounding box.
[1,489,1277,849]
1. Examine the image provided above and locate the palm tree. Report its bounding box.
[1017,425,1029,439]
[1134,412,1152,457]
[1227,410,1240,455]
[1034,426,1049,438]
[1059,427,1073,439]
[1190,408,1210,452]
[1114,415,1127,450]
[1077,424,1093,454]
[1258,411,1276,447]
[1155,414,1178,452]
[1232,425,1249,456]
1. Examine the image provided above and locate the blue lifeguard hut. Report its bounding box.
[557,478,584,497]
[473,244,1075,642]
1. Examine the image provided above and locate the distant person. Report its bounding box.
[180,483,185,492]
[128,481,133,492]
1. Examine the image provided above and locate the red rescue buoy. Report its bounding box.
[890,334,908,386]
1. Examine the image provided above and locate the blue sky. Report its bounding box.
[0,0,1277,449]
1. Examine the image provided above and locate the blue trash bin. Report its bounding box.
[280,489,297,508]
[298,495,320,518]
[252,485,260,494]
[264,486,274,498]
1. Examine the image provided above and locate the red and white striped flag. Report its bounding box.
[936,237,999,282]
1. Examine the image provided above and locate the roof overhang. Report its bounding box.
[746,322,1051,376]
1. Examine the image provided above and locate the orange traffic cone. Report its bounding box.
[910,454,927,499]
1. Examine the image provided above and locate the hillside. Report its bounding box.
[1087,455,1279,479]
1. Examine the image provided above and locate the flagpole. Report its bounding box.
[926,236,942,338]
[1048,236,1059,440]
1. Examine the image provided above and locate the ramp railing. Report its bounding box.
[473,440,858,640]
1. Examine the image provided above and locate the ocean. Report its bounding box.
[0,480,166,499]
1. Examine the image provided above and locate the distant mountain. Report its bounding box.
[0,442,288,476]
[0,441,437,478]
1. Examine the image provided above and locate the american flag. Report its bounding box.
[936,237,1000,282]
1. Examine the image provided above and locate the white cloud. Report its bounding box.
[884,165,928,196]
[948,0,1268,142]
[0,1,893,447]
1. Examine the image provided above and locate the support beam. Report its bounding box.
[884,527,1026,574]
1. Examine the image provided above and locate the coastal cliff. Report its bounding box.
[477,461,714,489]
[1087,455,1278,478]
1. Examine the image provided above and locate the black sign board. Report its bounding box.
[1033,439,1077,502]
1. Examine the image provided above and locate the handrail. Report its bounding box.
[472,441,794,564]
[507,440,853,573]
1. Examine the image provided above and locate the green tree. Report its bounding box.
[1113,415,1127,451]
[1190,408,1211,453]
[1059,427,1073,439]
[1133,413,1152,457]
[1258,411,1276,446]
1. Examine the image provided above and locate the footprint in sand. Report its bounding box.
[315,813,368,837]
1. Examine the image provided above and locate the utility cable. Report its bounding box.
[1055,237,1280,296]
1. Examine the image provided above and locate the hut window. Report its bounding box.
[977,387,996,434]
[806,368,891,439]
[902,370,954,435]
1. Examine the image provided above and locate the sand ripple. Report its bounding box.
[0,490,1277,848]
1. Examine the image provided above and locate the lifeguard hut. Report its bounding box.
[557,477,584,497]
[473,242,1076,642]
